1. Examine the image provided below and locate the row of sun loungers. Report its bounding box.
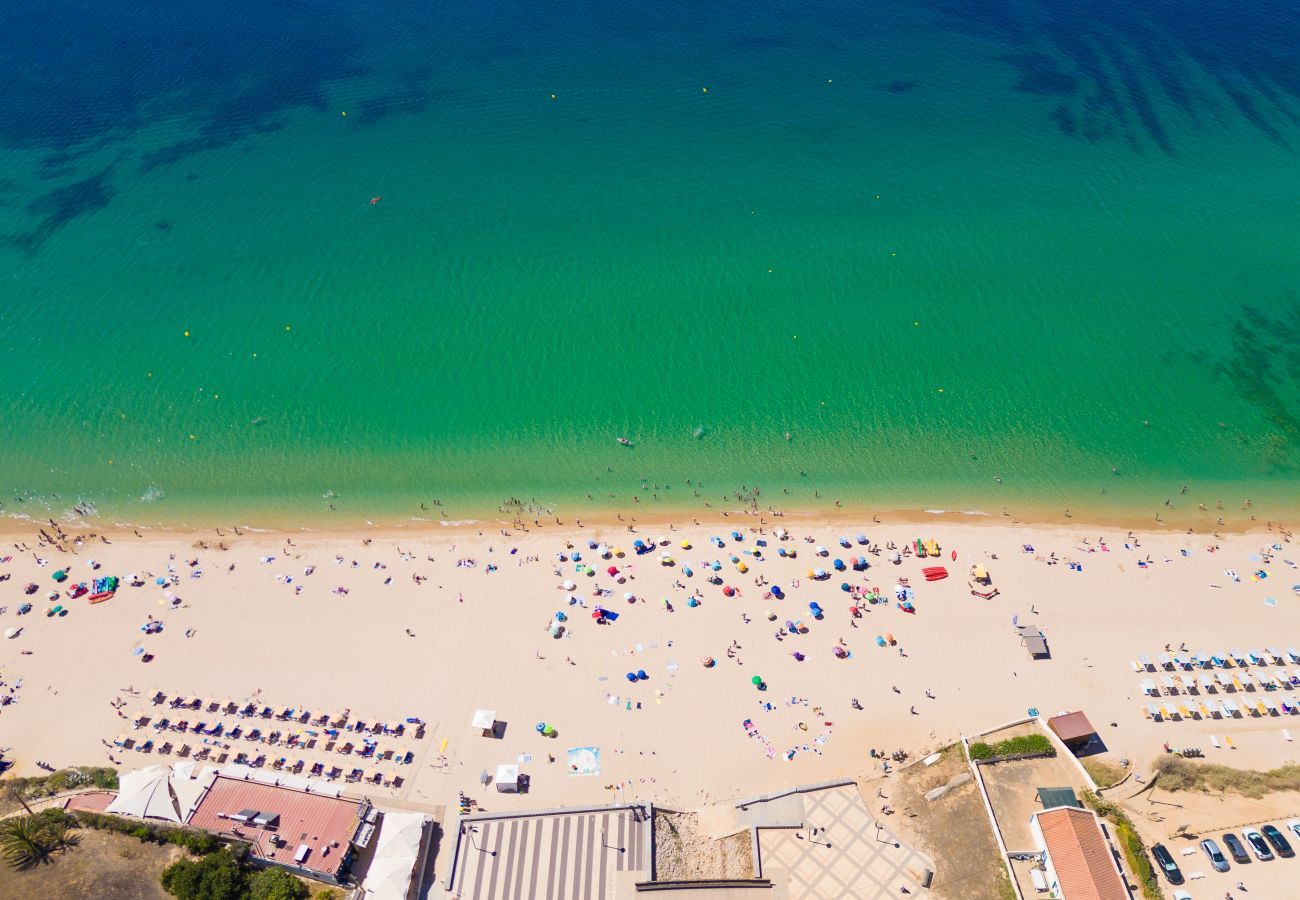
[149,691,423,738]
[111,736,407,785]
[1132,648,1300,673]
[1145,694,1300,721]
[1139,669,1300,697]
[130,714,416,762]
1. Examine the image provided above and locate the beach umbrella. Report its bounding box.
[813,568,827,579]
[815,546,827,556]
[47,591,59,601]
[792,651,805,661]
[636,669,647,680]
[655,536,667,546]
[840,582,851,592]
[775,528,787,539]
[856,534,868,544]
[833,559,845,571]
[155,577,167,586]
[711,561,722,571]
[730,530,742,540]
[751,675,763,686]
[633,539,645,548]
[4,628,19,639]
[722,585,735,597]
[24,583,38,595]
[765,610,776,620]
[737,561,748,573]
[587,540,598,549]
[607,566,619,576]
[563,580,576,591]
[712,537,724,547]
[680,540,691,549]
[683,567,693,577]
[771,586,784,598]
[875,635,886,647]
[623,592,635,601]
[832,645,847,658]
[839,537,851,547]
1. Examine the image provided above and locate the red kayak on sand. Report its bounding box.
[922,566,948,581]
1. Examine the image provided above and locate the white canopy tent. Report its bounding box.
[361,812,428,900]
[106,765,183,823]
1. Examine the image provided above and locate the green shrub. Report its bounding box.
[160,850,244,900]
[970,733,1054,761]
[246,866,309,900]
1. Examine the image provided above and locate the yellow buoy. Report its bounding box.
[550,94,556,100]
[285,325,291,331]
[183,330,190,337]
[341,111,346,116]
[702,87,708,93]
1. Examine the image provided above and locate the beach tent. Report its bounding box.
[106,765,182,823]
[361,812,429,900]
[495,764,520,793]
[471,709,496,736]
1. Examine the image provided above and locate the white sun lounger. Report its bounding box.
[1264,697,1280,715]
[1161,675,1177,693]
[1210,734,1222,748]
[1206,699,1223,717]
[1138,654,1152,670]
[1157,652,1173,669]
[1141,678,1158,696]
[1268,647,1285,664]
[1146,703,1162,721]
[1181,674,1197,691]
[1289,647,1300,664]
[1222,698,1241,716]
[1285,729,1293,742]
[1195,652,1213,668]
[1199,673,1216,692]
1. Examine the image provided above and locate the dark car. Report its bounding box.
[1150,843,1184,885]
[1223,832,1251,865]
[1261,824,1295,858]
[1243,828,1274,861]
[1201,838,1230,872]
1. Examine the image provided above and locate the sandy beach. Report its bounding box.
[1,513,1297,883]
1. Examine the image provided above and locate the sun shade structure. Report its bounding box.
[106,765,182,823]
[471,708,496,735]
[361,812,429,900]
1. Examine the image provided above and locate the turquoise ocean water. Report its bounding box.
[1,1,1298,526]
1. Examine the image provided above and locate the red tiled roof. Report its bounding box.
[187,776,362,877]
[1038,807,1126,900]
[65,791,116,813]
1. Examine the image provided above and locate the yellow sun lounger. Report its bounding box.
[1232,675,1245,692]
[1225,735,1236,748]
[1178,704,1193,719]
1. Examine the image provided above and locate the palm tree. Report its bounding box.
[0,814,76,870]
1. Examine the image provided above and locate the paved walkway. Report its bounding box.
[756,785,931,898]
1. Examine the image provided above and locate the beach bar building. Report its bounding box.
[1027,806,1126,900]
[1047,711,1098,753]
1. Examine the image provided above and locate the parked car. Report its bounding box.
[1287,819,1300,842]
[1261,823,1295,858]
[1172,892,1192,900]
[1243,827,1275,861]
[1201,838,1230,872]
[1151,843,1185,885]
[1222,832,1251,865]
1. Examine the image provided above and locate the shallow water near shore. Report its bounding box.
[1,0,1298,527]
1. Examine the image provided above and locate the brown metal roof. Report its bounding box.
[1038,807,1126,900]
[1048,711,1096,743]
[187,775,362,878]
[64,791,116,813]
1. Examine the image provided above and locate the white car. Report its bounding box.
[1173,891,1192,900]
[1287,818,1300,841]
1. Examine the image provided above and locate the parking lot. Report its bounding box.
[1152,818,1300,899]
